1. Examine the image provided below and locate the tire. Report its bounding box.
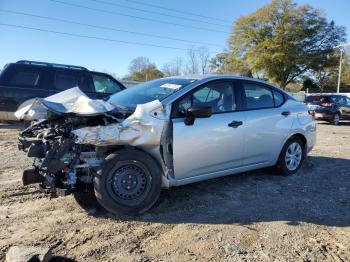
[275,136,305,176]
[331,113,340,126]
[93,149,162,215]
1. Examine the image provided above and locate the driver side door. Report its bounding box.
[171,80,246,183]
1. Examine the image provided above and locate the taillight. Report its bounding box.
[320,102,335,107]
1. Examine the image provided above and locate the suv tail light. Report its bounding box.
[320,102,335,107]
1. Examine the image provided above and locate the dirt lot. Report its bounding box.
[0,121,349,262]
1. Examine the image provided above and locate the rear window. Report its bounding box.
[244,83,274,109]
[273,90,285,107]
[305,96,330,104]
[2,66,43,88]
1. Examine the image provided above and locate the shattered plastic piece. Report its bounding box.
[72,100,165,146]
[15,87,116,120]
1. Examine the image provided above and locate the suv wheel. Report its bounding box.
[276,137,305,176]
[94,149,162,215]
[331,113,340,125]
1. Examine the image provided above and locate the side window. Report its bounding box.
[173,81,236,118]
[54,70,89,91]
[338,96,348,105]
[92,74,122,94]
[55,70,81,91]
[273,90,285,107]
[5,67,42,88]
[244,83,274,110]
[346,97,350,105]
[193,87,221,103]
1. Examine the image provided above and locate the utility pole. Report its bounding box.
[337,48,343,93]
[334,43,350,93]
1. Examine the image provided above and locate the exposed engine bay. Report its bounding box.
[19,115,117,195]
[17,87,171,196]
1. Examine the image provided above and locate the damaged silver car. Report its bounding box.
[17,76,316,215]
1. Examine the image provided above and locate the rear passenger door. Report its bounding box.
[240,80,292,166]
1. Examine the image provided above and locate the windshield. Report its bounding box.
[108,78,197,108]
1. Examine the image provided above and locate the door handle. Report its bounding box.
[281,111,290,117]
[228,120,243,128]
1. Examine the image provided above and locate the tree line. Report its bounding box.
[122,0,350,92]
[123,46,212,82]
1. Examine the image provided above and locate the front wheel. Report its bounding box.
[94,149,162,215]
[275,137,305,176]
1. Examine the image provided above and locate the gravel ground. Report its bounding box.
[0,121,349,261]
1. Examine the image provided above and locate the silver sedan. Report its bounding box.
[18,75,316,215]
[102,75,316,214]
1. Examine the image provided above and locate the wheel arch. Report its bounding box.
[274,132,307,165]
[288,133,307,149]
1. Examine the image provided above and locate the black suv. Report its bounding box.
[305,94,350,125]
[0,60,125,121]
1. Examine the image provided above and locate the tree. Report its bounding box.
[340,49,350,87]
[162,57,183,76]
[125,57,164,81]
[197,47,211,74]
[311,52,339,92]
[227,0,346,89]
[184,46,212,75]
[128,64,164,81]
[186,47,199,75]
[342,63,350,87]
[129,56,150,74]
[210,52,253,76]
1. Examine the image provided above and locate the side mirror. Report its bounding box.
[184,106,212,125]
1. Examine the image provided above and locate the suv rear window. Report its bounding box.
[10,71,39,86]
[2,66,43,88]
[305,96,330,104]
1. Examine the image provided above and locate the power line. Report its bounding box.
[0,23,205,51]
[125,0,232,24]
[87,0,230,27]
[0,9,223,47]
[48,0,229,34]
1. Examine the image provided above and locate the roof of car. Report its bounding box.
[308,94,345,97]
[164,74,283,89]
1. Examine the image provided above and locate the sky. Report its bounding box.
[1,0,350,78]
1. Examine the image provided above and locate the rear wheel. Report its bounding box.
[331,113,340,125]
[94,149,162,215]
[276,137,305,176]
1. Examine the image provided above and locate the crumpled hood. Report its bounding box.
[15,87,116,120]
